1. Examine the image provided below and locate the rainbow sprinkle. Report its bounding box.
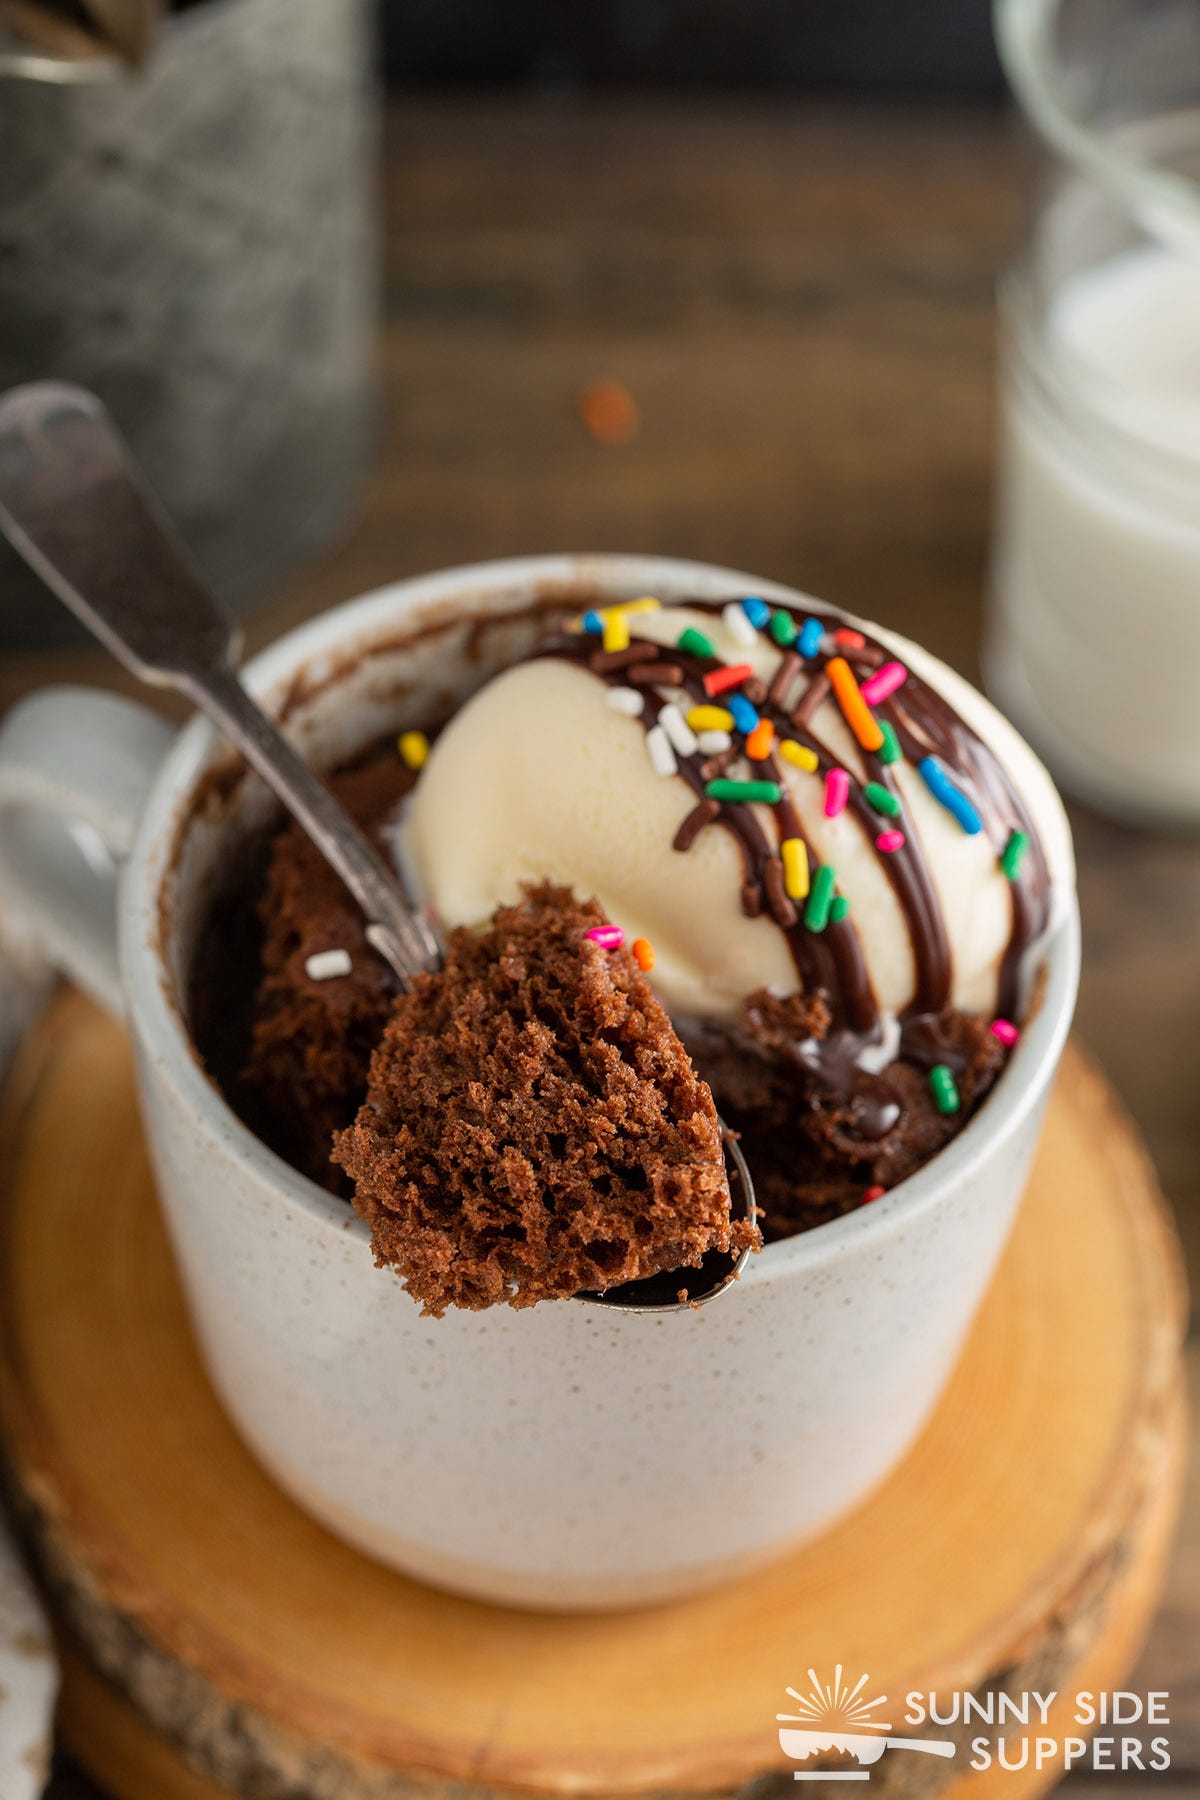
[1001,829,1030,881]
[696,729,732,754]
[705,778,782,804]
[631,937,656,971]
[676,625,715,660]
[586,924,625,950]
[863,781,900,817]
[918,755,983,834]
[827,657,885,753]
[829,894,850,923]
[779,738,819,773]
[398,730,429,771]
[658,703,699,758]
[878,721,902,765]
[824,767,850,817]
[863,1185,886,1203]
[929,1064,961,1114]
[769,610,798,648]
[722,602,759,647]
[703,662,753,698]
[581,610,604,634]
[804,864,837,932]
[781,837,810,899]
[606,687,645,717]
[741,596,770,628]
[860,660,908,707]
[603,609,631,653]
[991,1018,1020,1047]
[798,618,824,659]
[646,725,677,777]
[745,719,775,761]
[834,628,865,649]
[305,948,351,981]
[876,828,905,853]
[687,704,734,732]
[728,693,760,735]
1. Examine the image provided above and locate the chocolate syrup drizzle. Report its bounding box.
[534,600,1051,1104]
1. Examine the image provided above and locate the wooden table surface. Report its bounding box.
[5,95,1196,1800]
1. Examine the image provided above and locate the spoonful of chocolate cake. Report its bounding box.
[0,382,758,1311]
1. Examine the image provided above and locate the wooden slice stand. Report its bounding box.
[0,993,1187,1800]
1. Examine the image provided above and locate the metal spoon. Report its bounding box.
[0,382,755,1307]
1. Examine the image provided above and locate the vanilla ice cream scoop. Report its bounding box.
[401,593,1062,1037]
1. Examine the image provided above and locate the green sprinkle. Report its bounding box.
[677,626,715,660]
[769,609,799,648]
[829,894,850,923]
[705,778,782,805]
[929,1064,961,1115]
[804,864,837,932]
[863,781,900,818]
[1001,829,1030,881]
[878,721,902,765]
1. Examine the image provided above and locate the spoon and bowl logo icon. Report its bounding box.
[778,1670,956,1780]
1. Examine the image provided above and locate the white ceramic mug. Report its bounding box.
[0,555,1079,1610]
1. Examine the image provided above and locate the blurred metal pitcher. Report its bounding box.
[0,0,377,647]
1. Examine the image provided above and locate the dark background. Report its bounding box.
[378,0,1003,93]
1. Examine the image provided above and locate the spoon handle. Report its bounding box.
[0,382,439,983]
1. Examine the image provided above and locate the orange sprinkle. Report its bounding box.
[827,656,884,753]
[835,628,865,649]
[577,379,639,446]
[631,937,655,972]
[745,718,775,761]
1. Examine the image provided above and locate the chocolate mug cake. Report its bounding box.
[192,592,1051,1315]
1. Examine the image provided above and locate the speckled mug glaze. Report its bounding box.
[0,555,1079,1609]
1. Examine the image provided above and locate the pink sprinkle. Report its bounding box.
[824,768,850,817]
[876,828,905,853]
[860,660,908,707]
[586,925,625,951]
[991,1017,1020,1047]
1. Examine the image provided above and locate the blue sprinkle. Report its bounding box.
[582,609,604,634]
[741,595,770,629]
[798,617,824,659]
[728,693,760,735]
[918,756,983,835]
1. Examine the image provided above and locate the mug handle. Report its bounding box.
[0,687,175,1018]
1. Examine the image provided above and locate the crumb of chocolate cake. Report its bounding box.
[333,882,758,1315]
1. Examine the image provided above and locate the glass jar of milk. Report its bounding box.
[987,0,1200,825]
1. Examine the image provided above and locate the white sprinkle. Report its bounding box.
[696,728,733,755]
[857,1013,901,1074]
[646,724,677,777]
[606,686,644,717]
[658,702,699,758]
[305,948,352,982]
[723,601,758,647]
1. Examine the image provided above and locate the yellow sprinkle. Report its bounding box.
[613,596,661,617]
[398,730,429,771]
[602,611,630,653]
[779,738,819,773]
[686,704,735,732]
[781,837,810,900]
